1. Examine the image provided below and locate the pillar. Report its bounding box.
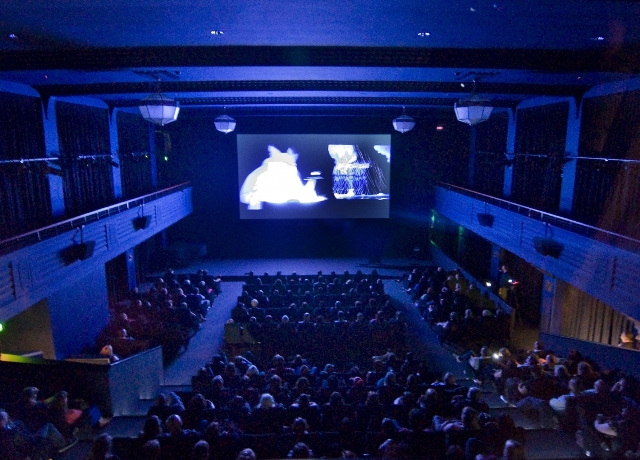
[558,98,581,213]
[43,97,66,217]
[110,109,123,199]
[503,109,516,198]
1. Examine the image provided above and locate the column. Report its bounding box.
[558,98,580,213]
[110,109,123,199]
[42,97,66,217]
[503,109,516,198]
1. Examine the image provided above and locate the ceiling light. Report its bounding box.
[393,108,415,133]
[214,114,236,134]
[138,92,180,126]
[417,32,430,37]
[455,98,493,125]
[454,81,493,126]
[210,30,224,35]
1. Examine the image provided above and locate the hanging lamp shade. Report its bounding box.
[393,113,415,133]
[138,93,180,126]
[214,114,236,133]
[454,97,493,125]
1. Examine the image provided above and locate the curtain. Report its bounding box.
[555,279,635,346]
[116,111,154,198]
[0,92,51,240]
[474,111,508,196]
[56,101,114,216]
[573,90,640,238]
[512,102,569,213]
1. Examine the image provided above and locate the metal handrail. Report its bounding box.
[439,182,640,252]
[0,182,191,255]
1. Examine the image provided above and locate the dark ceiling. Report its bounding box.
[1,0,640,118]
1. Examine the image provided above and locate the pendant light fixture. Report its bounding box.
[393,107,415,133]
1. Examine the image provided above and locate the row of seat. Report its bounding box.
[110,428,474,460]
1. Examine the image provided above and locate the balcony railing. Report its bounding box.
[439,182,640,253]
[0,182,191,256]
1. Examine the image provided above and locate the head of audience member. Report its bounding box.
[461,406,480,430]
[292,416,309,435]
[444,372,456,386]
[89,433,114,460]
[141,439,161,460]
[142,415,163,439]
[289,442,312,459]
[245,365,260,378]
[502,439,525,460]
[294,377,310,395]
[191,440,210,460]
[554,364,570,380]
[165,414,184,436]
[593,379,610,394]
[21,386,39,406]
[237,448,256,460]
[577,361,594,377]
[257,393,276,409]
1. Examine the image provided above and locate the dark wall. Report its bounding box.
[47,266,111,359]
[156,110,469,259]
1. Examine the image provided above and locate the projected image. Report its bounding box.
[329,144,390,200]
[238,134,391,219]
[240,145,328,210]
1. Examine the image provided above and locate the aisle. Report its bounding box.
[162,281,242,387]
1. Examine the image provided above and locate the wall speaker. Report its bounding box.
[76,240,96,260]
[133,215,151,230]
[533,237,563,259]
[477,213,494,227]
[59,241,95,264]
[60,245,80,265]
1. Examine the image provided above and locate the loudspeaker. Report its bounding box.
[77,240,96,260]
[59,240,95,264]
[60,245,80,265]
[533,237,563,259]
[477,213,494,227]
[133,215,151,230]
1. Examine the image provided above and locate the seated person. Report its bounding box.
[46,391,83,439]
[618,331,639,350]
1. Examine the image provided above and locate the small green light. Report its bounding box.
[164,156,169,161]
[0,323,4,332]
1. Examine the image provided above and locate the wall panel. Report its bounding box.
[0,187,192,323]
[433,186,640,321]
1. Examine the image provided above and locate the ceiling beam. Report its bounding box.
[3,46,640,73]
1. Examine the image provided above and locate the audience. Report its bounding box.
[6,265,640,460]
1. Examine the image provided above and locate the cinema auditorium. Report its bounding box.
[1,2,640,459]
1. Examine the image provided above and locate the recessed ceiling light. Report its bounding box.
[436,126,444,130]
[590,36,604,41]
[210,30,224,35]
[8,33,17,40]
[417,32,430,37]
